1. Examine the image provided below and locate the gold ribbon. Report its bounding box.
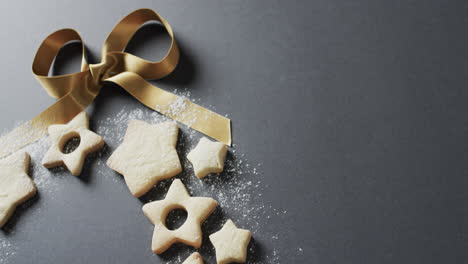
[0,9,231,158]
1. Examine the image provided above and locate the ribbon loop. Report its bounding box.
[102,8,179,80]
[32,29,89,99]
[0,8,231,158]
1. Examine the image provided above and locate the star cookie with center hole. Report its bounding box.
[182,252,204,264]
[42,111,104,176]
[0,152,37,228]
[107,120,182,197]
[142,179,218,254]
[209,219,252,264]
[187,137,228,179]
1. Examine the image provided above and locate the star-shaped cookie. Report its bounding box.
[107,120,182,197]
[42,111,104,176]
[187,137,228,178]
[209,219,252,264]
[0,152,37,228]
[142,179,217,254]
[182,252,204,264]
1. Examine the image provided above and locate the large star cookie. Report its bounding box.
[107,120,182,197]
[142,179,217,254]
[182,252,204,264]
[209,219,251,264]
[0,152,37,228]
[42,111,104,176]
[187,137,227,178]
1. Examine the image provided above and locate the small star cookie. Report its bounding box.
[182,252,204,264]
[42,111,104,176]
[187,137,227,178]
[0,152,37,228]
[142,179,217,254]
[107,120,182,197]
[209,219,252,264]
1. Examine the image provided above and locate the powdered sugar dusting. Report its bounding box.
[0,88,285,263]
[95,96,283,262]
[160,97,187,117]
[0,240,16,264]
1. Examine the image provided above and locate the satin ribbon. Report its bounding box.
[0,9,231,158]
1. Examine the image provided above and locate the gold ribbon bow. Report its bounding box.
[0,9,231,158]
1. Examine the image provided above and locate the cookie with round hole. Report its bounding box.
[42,111,104,176]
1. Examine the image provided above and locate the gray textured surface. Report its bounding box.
[1,0,468,263]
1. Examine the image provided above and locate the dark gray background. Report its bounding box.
[1,0,468,263]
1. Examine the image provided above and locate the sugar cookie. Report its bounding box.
[142,179,217,254]
[182,252,204,264]
[209,219,251,264]
[107,120,182,197]
[187,137,227,178]
[42,111,104,176]
[0,152,36,228]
